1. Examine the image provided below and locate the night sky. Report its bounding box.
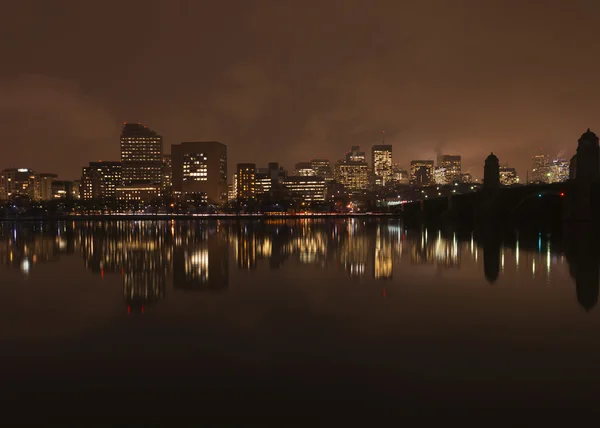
[2,0,600,181]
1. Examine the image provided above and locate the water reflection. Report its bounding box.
[0,219,595,312]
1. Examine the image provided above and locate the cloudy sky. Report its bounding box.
[2,0,600,180]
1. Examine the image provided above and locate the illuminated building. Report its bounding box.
[236,163,256,200]
[255,173,272,195]
[171,141,228,204]
[409,160,434,186]
[0,168,39,200]
[499,167,519,185]
[310,159,333,181]
[228,183,236,201]
[437,155,462,183]
[434,167,449,185]
[162,154,172,190]
[120,122,163,185]
[38,173,58,200]
[548,159,569,183]
[51,180,74,199]
[115,184,161,203]
[71,180,81,199]
[346,146,366,162]
[391,164,409,184]
[461,172,473,183]
[372,145,393,186]
[531,152,550,183]
[335,160,369,191]
[283,176,326,201]
[81,161,122,200]
[294,162,316,176]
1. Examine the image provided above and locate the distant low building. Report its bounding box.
[283,176,326,202]
[116,184,161,203]
[51,180,74,199]
[38,173,58,200]
[81,161,122,200]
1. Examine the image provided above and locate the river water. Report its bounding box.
[0,219,598,412]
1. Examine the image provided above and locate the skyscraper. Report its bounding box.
[294,162,316,176]
[310,159,333,181]
[531,152,550,183]
[346,146,366,162]
[162,154,172,190]
[437,155,462,183]
[409,160,435,186]
[171,142,228,204]
[120,123,163,185]
[372,145,393,186]
[236,163,256,200]
[548,159,570,183]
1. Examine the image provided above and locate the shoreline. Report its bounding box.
[0,212,401,222]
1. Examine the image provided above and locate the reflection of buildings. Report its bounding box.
[80,221,170,311]
[0,223,66,273]
[173,223,228,291]
[374,224,393,279]
[565,225,599,312]
[409,229,460,268]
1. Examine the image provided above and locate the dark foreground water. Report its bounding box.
[1,218,599,415]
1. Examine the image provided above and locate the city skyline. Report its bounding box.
[3,1,600,181]
[0,122,573,184]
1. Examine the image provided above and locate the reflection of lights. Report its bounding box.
[547,243,551,275]
[515,240,520,268]
[532,260,536,276]
[501,249,504,271]
[21,258,30,274]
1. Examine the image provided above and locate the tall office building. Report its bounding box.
[81,161,122,200]
[171,141,228,204]
[0,168,38,200]
[531,153,550,183]
[335,160,369,191]
[294,162,316,176]
[236,163,256,200]
[162,154,172,190]
[372,145,393,186]
[434,167,449,185]
[346,146,366,162]
[499,167,519,185]
[409,160,435,186]
[548,159,569,183]
[310,159,333,181]
[38,173,58,200]
[120,122,163,185]
[391,164,409,184]
[335,146,369,191]
[437,155,462,183]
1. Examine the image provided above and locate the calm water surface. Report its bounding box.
[1,219,599,410]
